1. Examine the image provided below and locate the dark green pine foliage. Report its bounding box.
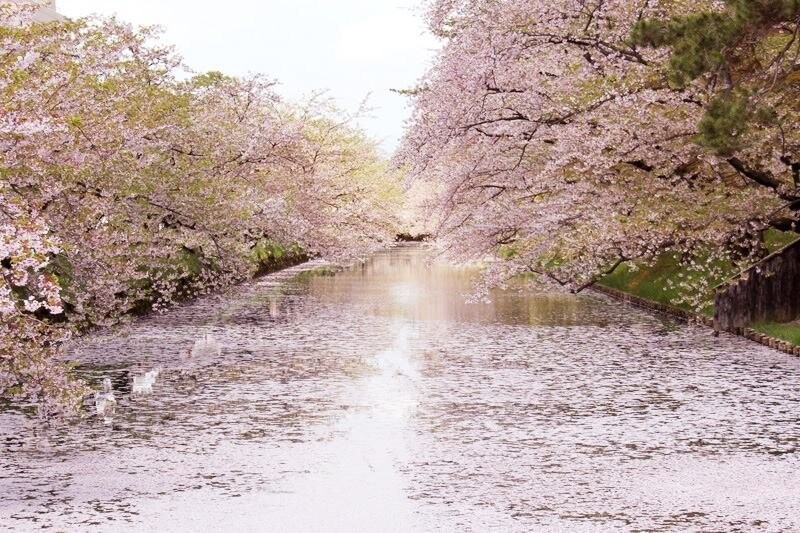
[698,93,751,154]
[631,0,800,155]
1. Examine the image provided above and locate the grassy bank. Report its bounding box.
[58,239,309,328]
[599,254,718,315]
[598,230,800,344]
[752,322,800,346]
[251,240,309,277]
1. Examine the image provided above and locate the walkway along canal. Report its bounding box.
[1,245,799,531]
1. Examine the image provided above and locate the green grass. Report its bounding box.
[599,254,721,315]
[764,229,800,253]
[600,255,690,310]
[251,239,308,276]
[292,265,338,283]
[752,322,800,346]
[597,231,800,334]
[598,231,800,316]
[600,255,692,310]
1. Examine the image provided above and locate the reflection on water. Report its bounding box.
[1,245,799,531]
[308,249,613,327]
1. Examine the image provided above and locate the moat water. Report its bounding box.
[1,245,799,531]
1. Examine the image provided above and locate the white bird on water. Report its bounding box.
[190,334,222,357]
[132,368,161,394]
[94,377,117,424]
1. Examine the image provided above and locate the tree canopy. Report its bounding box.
[1,4,401,413]
[398,0,800,300]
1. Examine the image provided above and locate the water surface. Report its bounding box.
[1,245,799,531]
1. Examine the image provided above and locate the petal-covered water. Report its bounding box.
[1,245,799,531]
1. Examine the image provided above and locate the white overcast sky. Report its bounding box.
[57,1,440,154]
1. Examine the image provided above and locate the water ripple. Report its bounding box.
[1,246,799,531]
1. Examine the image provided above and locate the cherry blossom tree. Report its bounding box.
[398,0,798,301]
[1,3,401,412]
[0,181,87,415]
[632,0,800,210]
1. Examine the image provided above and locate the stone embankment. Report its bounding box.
[593,284,800,358]
[591,284,713,327]
[714,239,800,332]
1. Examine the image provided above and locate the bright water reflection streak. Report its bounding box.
[1,245,800,531]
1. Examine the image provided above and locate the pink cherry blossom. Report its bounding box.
[1,3,403,413]
[397,0,797,304]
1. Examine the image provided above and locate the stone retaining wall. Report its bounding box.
[714,239,800,332]
[593,284,800,358]
[592,285,713,326]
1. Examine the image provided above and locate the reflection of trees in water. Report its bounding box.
[307,246,619,327]
[491,293,613,327]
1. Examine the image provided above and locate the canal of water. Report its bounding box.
[1,245,799,531]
